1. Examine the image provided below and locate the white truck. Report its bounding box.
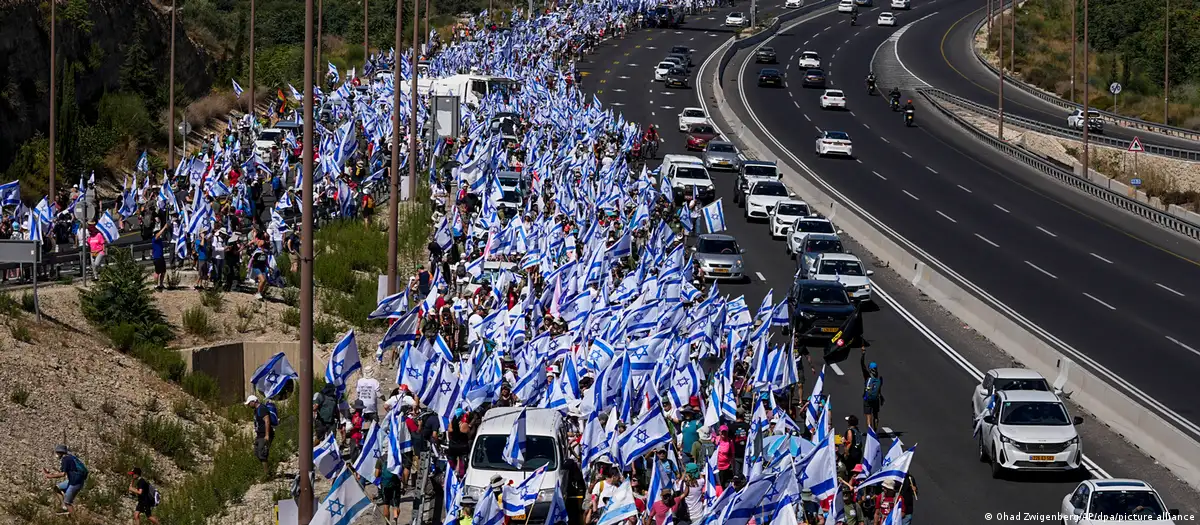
[416,74,519,107]
[660,154,716,204]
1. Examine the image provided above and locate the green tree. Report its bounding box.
[58,61,82,180]
[79,250,175,345]
[120,20,158,104]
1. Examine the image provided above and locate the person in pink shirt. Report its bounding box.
[647,487,683,525]
[715,425,734,487]
[87,225,107,272]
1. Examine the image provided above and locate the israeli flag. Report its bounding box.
[883,498,906,525]
[543,485,569,525]
[352,422,384,484]
[327,62,340,84]
[27,212,43,244]
[973,393,994,439]
[369,290,409,319]
[857,449,915,491]
[232,79,244,98]
[859,425,883,477]
[802,437,838,504]
[473,487,505,525]
[386,410,413,474]
[248,352,299,399]
[97,211,120,243]
[596,482,638,525]
[136,151,149,173]
[310,467,371,525]
[617,405,671,469]
[313,432,344,479]
[443,466,464,525]
[701,198,726,233]
[324,330,362,396]
[0,180,20,206]
[503,408,528,468]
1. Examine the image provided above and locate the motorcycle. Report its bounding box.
[904,109,915,127]
[866,79,877,95]
[889,96,900,111]
[850,12,858,25]
[643,138,660,159]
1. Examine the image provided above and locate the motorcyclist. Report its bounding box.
[866,73,877,93]
[850,10,858,23]
[889,87,902,108]
[644,124,659,143]
[902,99,915,112]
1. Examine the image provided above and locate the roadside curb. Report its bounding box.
[701,13,1200,492]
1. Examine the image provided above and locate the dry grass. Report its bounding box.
[184,92,238,132]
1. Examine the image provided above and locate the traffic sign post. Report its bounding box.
[1128,136,1144,184]
[1110,82,1122,112]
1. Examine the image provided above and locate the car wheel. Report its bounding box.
[990,451,1005,479]
[977,436,989,462]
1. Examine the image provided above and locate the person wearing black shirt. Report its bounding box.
[223,234,242,292]
[128,467,160,524]
[246,396,273,478]
[250,244,271,300]
[730,413,750,473]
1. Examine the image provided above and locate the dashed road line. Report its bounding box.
[975,234,999,247]
[1090,252,1113,264]
[880,137,889,143]
[872,171,886,180]
[936,210,957,223]
[1024,260,1058,279]
[957,184,972,193]
[1036,226,1058,237]
[804,114,812,121]
[1166,337,1200,358]
[830,363,846,376]
[902,190,919,200]
[994,204,1010,213]
[756,272,768,281]
[1082,293,1116,310]
[926,166,937,174]
[1156,283,1185,297]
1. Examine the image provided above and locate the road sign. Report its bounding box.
[1128,136,1144,153]
[1130,178,1143,186]
[1109,82,1122,95]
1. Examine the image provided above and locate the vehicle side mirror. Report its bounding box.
[982,415,996,425]
[789,192,797,197]
[976,386,987,397]
[1073,416,1084,425]
[1072,508,1085,517]
[836,229,844,235]
[866,270,874,276]
[739,248,746,254]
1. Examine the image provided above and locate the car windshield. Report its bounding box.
[800,285,849,305]
[708,143,736,153]
[683,109,705,118]
[752,183,788,196]
[659,62,675,69]
[259,130,282,143]
[731,12,745,17]
[807,69,825,76]
[1088,491,1165,518]
[802,53,820,60]
[819,260,864,276]
[999,401,1071,425]
[795,221,835,233]
[471,435,558,471]
[805,239,843,253]
[826,91,845,97]
[676,167,710,180]
[690,125,716,134]
[698,238,740,254]
[825,131,851,140]
[744,164,778,177]
[761,69,780,76]
[760,47,775,53]
[993,378,1050,392]
[501,191,522,203]
[777,203,809,216]
[498,176,520,188]
[672,47,689,53]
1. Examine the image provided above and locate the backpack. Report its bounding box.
[864,376,882,402]
[264,402,280,427]
[316,393,338,425]
[147,482,162,506]
[364,195,375,211]
[846,428,864,465]
[71,456,89,481]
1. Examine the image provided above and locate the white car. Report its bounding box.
[654,61,676,82]
[809,252,874,302]
[1061,479,1179,525]
[786,0,805,7]
[769,199,811,239]
[820,89,847,110]
[463,408,565,516]
[254,128,284,158]
[797,51,821,70]
[678,107,708,132]
[788,217,841,257]
[837,0,856,11]
[977,390,1084,478]
[891,0,910,8]
[1067,108,1104,132]
[815,131,853,157]
[725,12,748,26]
[744,180,793,221]
[877,12,896,26]
[971,368,1055,421]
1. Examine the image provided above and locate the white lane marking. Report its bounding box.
[880,136,890,143]
[975,233,999,247]
[789,91,795,97]
[926,166,938,174]
[850,111,857,117]
[804,114,812,121]
[1166,337,1200,358]
[830,363,846,376]
[994,204,1010,213]
[1156,283,1185,297]
[722,9,1112,479]
[811,33,819,38]
[612,88,627,92]
[1082,292,1116,310]
[872,171,887,180]
[863,123,871,130]
[1090,252,1113,264]
[936,210,957,223]
[805,39,811,44]
[662,105,676,110]
[1036,226,1058,237]
[611,102,626,106]
[957,184,972,193]
[794,101,800,108]
[902,190,919,200]
[902,151,912,158]
[1024,260,1059,279]
[756,271,767,281]
[856,159,863,164]
[832,54,837,59]
[845,39,850,44]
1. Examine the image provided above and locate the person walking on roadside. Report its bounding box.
[151,222,170,291]
[43,444,87,516]
[128,467,161,524]
[246,395,274,479]
[861,348,884,432]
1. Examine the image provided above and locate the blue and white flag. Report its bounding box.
[136,151,149,173]
[473,488,505,525]
[232,79,244,98]
[802,437,838,506]
[503,408,528,468]
[248,352,299,399]
[97,211,120,243]
[543,484,569,525]
[352,421,384,484]
[857,449,915,491]
[0,180,20,206]
[701,198,726,233]
[973,393,994,439]
[859,425,883,477]
[596,482,638,525]
[617,405,671,469]
[324,330,362,396]
[369,290,410,319]
[310,467,371,525]
[443,464,464,525]
[313,432,344,479]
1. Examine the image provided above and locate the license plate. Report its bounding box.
[712,268,730,274]
[821,327,839,333]
[1030,455,1055,462]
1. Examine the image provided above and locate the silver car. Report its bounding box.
[693,234,746,281]
[703,140,740,171]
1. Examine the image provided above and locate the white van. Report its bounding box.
[660,154,716,204]
[462,407,569,520]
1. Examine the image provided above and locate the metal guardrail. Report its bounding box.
[921,87,1200,161]
[918,88,1200,242]
[970,7,1200,143]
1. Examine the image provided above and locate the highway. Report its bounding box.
[577,2,1199,519]
[903,0,1200,151]
[727,0,1200,444]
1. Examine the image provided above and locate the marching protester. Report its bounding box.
[43,444,87,516]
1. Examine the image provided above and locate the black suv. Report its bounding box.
[665,69,690,88]
[758,68,784,87]
[788,279,857,343]
[755,46,778,64]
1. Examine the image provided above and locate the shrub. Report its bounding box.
[200,287,225,312]
[182,305,216,338]
[101,399,118,417]
[281,287,299,307]
[167,270,182,289]
[323,279,386,329]
[131,342,188,383]
[280,307,301,327]
[135,415,195,470]
[172,398,194,420]
[313,317,341,344]
[108,322,139,352]
[10,385,30,406]
[19,292,35,313]
[182,372,221,404]
[79,250,174,345]
[97,433,158,483]
[0,292,19,316]
[9,321,34,343]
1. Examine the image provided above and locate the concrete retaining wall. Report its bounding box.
[177,340,326,404]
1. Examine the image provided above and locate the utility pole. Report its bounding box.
[1163,0,1169,124]
[409,0,420,202]
[987,0,992,37]
[298,0,315,521]
[1070,0,1076,102]
[49,0,56,202]
[249,0,256,117]
[997,2,1005,140]
[1081,0,1090,178]
[364,0,369,64]
[169,0,177,170]
[388,0,403,294]
[424,0,430,45]
[1009,0,1015,71]
[317,0,324,77]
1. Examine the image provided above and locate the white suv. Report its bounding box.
[1061,479,1178,524]
[891,0,910,9]
[786,0,805,7]
[977,390,1084,478]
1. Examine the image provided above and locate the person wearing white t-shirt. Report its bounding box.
[467,306,486,345]
[355,377,380,421]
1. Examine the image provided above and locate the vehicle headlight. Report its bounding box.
[999,434,1014,445]
[734,260,744,269]
[861,284,870,291]
[800,310,815,319]
[537,488,556,503]
[464,485,487,501]
[1067,436,1080,445]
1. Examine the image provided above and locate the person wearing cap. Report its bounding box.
[128,466,161,524]
[585,467,622,524]
[648,486,686,525]
[458,495,477,524]
[679,406,701,463]
[861,348,884,432]
[841,486,866,525]
[714,425,734,486]
[871,479,901,525]
[681,462,704,518]
[842,414,864,468]
[246,395,274,477]
[347,399,367,460]
[43,444,87,515]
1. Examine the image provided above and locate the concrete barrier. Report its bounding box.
[177,340,326,404]
[704,23,1200,490]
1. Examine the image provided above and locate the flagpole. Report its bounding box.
[387,0,403,295]
[169,0,177,171]
[298,0,316,520]
[249,0,256,118]
[49,0,56,202]
[408,0,420,208]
